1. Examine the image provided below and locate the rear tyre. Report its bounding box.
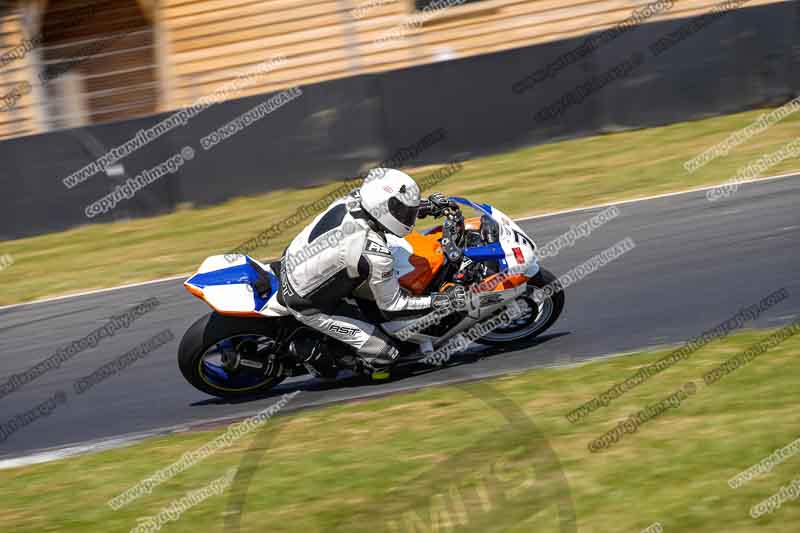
[178,312,285,399]
[476,267,565,345]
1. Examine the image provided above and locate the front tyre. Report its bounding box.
[476,267,565,345]
[178,312,285,399]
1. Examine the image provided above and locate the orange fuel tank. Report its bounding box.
[398,231,446,295]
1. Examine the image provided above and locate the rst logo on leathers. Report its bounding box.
[365,239,391,256]
[328,324,359,337]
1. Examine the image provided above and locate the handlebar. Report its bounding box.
[439,202,464,263]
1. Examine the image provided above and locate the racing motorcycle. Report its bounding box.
[179,197,564,398]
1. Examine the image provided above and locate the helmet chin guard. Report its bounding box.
[359,168,421,237]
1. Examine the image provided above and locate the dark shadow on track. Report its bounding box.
[190,330,570,406]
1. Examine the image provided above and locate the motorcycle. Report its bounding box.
[179,197,564,398]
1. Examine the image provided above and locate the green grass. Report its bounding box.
[0,106,798,304]
[1,327,798,532]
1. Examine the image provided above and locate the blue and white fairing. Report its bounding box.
[449,197,540,278]
[183,255,289,317]
[185,199,538,317]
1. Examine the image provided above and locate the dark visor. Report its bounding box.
[388,197,419,227]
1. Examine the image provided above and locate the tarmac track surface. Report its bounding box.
[0,176,798,460]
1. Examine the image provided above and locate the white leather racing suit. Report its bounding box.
[278,190,433,367]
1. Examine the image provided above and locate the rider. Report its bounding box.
[278,168,467,379]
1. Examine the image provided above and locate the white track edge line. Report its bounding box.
[1,169,798,313]
[514,170,800,222]
[0,274,192,312]
[0,345,669,470]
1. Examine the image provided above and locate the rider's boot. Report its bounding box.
[361,345,401,381]
[370,367,392,381]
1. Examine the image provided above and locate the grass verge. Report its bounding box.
[1,327,798,532]
[1,106,799,304]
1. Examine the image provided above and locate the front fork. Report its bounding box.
[421,283,528,352]
[467,282,529,321]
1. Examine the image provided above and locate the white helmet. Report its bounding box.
[360,168,421,237]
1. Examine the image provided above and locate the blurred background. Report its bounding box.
[1,0,797,241]
[1,4,799,532]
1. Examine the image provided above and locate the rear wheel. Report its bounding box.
[178,313,285,399]
[476,267,564,345]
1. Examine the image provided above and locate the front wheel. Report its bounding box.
[476,267,565,345]
[178,312,285,399]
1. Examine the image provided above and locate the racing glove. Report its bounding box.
[431,284,468,312]
[418,192,450,219]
